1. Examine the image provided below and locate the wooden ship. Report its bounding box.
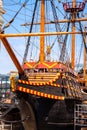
[0,0,87,130]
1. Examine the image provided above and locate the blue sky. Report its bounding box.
[0,0,87,74]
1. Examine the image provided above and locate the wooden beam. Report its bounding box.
[0,31,87,37]
[1,37,24,74]
[21,18,87,26]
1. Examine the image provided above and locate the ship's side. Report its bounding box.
[0,62,83,130]
[14,61,82,130]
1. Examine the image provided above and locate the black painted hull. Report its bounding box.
[0,91,82,130]
[16,92,81,130]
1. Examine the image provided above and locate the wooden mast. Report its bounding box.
[84,27,87,86]
[40,0,45,62]
[71,0,76,69]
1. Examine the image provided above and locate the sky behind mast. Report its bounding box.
[0,0,87,74]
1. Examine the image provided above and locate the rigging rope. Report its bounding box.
[77,13,87,54]
[2,16,21,33]
[50,0,64,44]
[3,0,21,6]
[76,41,83,72]
[3,0,29,30]
[22,0,38,64]
[50,0,70,63]
[59,14,71,62]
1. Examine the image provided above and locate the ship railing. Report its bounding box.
[0,124,12,130]
[74,104,87,130]
[27,72,58,76]
[27,72,59,82]
[63,1,85,12]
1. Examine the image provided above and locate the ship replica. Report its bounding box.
[0,0,87,130]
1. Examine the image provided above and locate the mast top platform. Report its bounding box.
[63,2,85,12]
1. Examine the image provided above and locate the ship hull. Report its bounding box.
[0,91,82,130]
[16,92,81,130]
